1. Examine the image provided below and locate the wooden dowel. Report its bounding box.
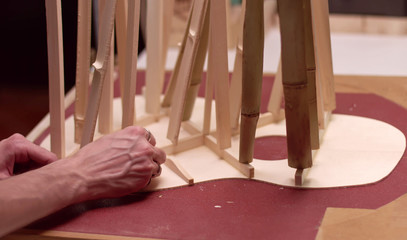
[45,0,66,158]
[74,0,92,144]
[167,0,209,144]
[145,0,165,115]
[208,0,231,149]
[304,0,319,150]
[115,0,128,110]
[278,0,312,169]
[121,0,141,128]
[239,0,264,163]
[80,0,117,147]
[229,0,246,131]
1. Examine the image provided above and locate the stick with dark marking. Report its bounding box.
[239,0,264,164]
[278,0,312,169]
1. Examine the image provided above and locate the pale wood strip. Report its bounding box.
[80,0,117,147]
[165,158,194,185]
[311,0,335,111]
[74,0,92,144]
[208,0,231,150]
[161,134,204,155]
[167,0,209,143]
[115,0,128,109]
[145,0,165,115]
[45,0,66,158]
[5,229,154,240]
[266,60,284,122]
[121,0,141,128]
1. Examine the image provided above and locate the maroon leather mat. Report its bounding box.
[30,73,407,239]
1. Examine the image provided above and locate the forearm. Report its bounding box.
[0,160,86,237]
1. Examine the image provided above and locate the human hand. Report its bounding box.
[0,134,58,180]
[60,126,166,202]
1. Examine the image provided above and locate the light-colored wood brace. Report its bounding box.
[208,0,232,150]
[161,2,194,108]
[311,0,335,112]
[80,0,117,148]
[115,0,128,111]
[98,0,115,135]
[45,0,66,158]
[121,0,141,129]
[239,0,264,164]
[167,0,209,144]
[74,0,92,144]
[229,0,246,131]
[182,5,209,121]
[266,59,284,122]
[278,0,312,169]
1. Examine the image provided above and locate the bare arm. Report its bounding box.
[0,126,165,237]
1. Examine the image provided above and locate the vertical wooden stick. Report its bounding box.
[115,0,128,109]
[74,0,92,144]
[278,0,312,169]
[229,0,246,131]
[98,0,114,134]
[182,5,209,121]
[81,0,117,147]
[145,0,165,115]
[208,0,231,149]
[304,0,319,150]
[311,0,335,112]
[267,59,284,121]
[239,0,264,164]
[161,4,194,108]
[167,0,209,144]
[121,0,141,128]
[45,0,65,158]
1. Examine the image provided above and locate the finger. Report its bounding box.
[13,136,58,165]
[151,147,166,165]
[151,161,162,178]
[144,128,156,146]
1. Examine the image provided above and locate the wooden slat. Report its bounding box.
[115,0,128,110]
[45,0,65,158]
[208,0,231,149]
[121,0,141,128]
[312,0,335,111]
[145,0,165,115]
[80,0,117,147]
[74,0,92,144]
[167,0,209,144]
[266,59,284,122]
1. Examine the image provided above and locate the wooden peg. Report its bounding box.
[121,0,141,128]
[81,0,117,147]
[45,0,66,158]
[165,158,194,185]
[239,0,264,163]
[208,0,232,149]
[278,0,312,169]
[167,0,209,144]
[74,0,92,144]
